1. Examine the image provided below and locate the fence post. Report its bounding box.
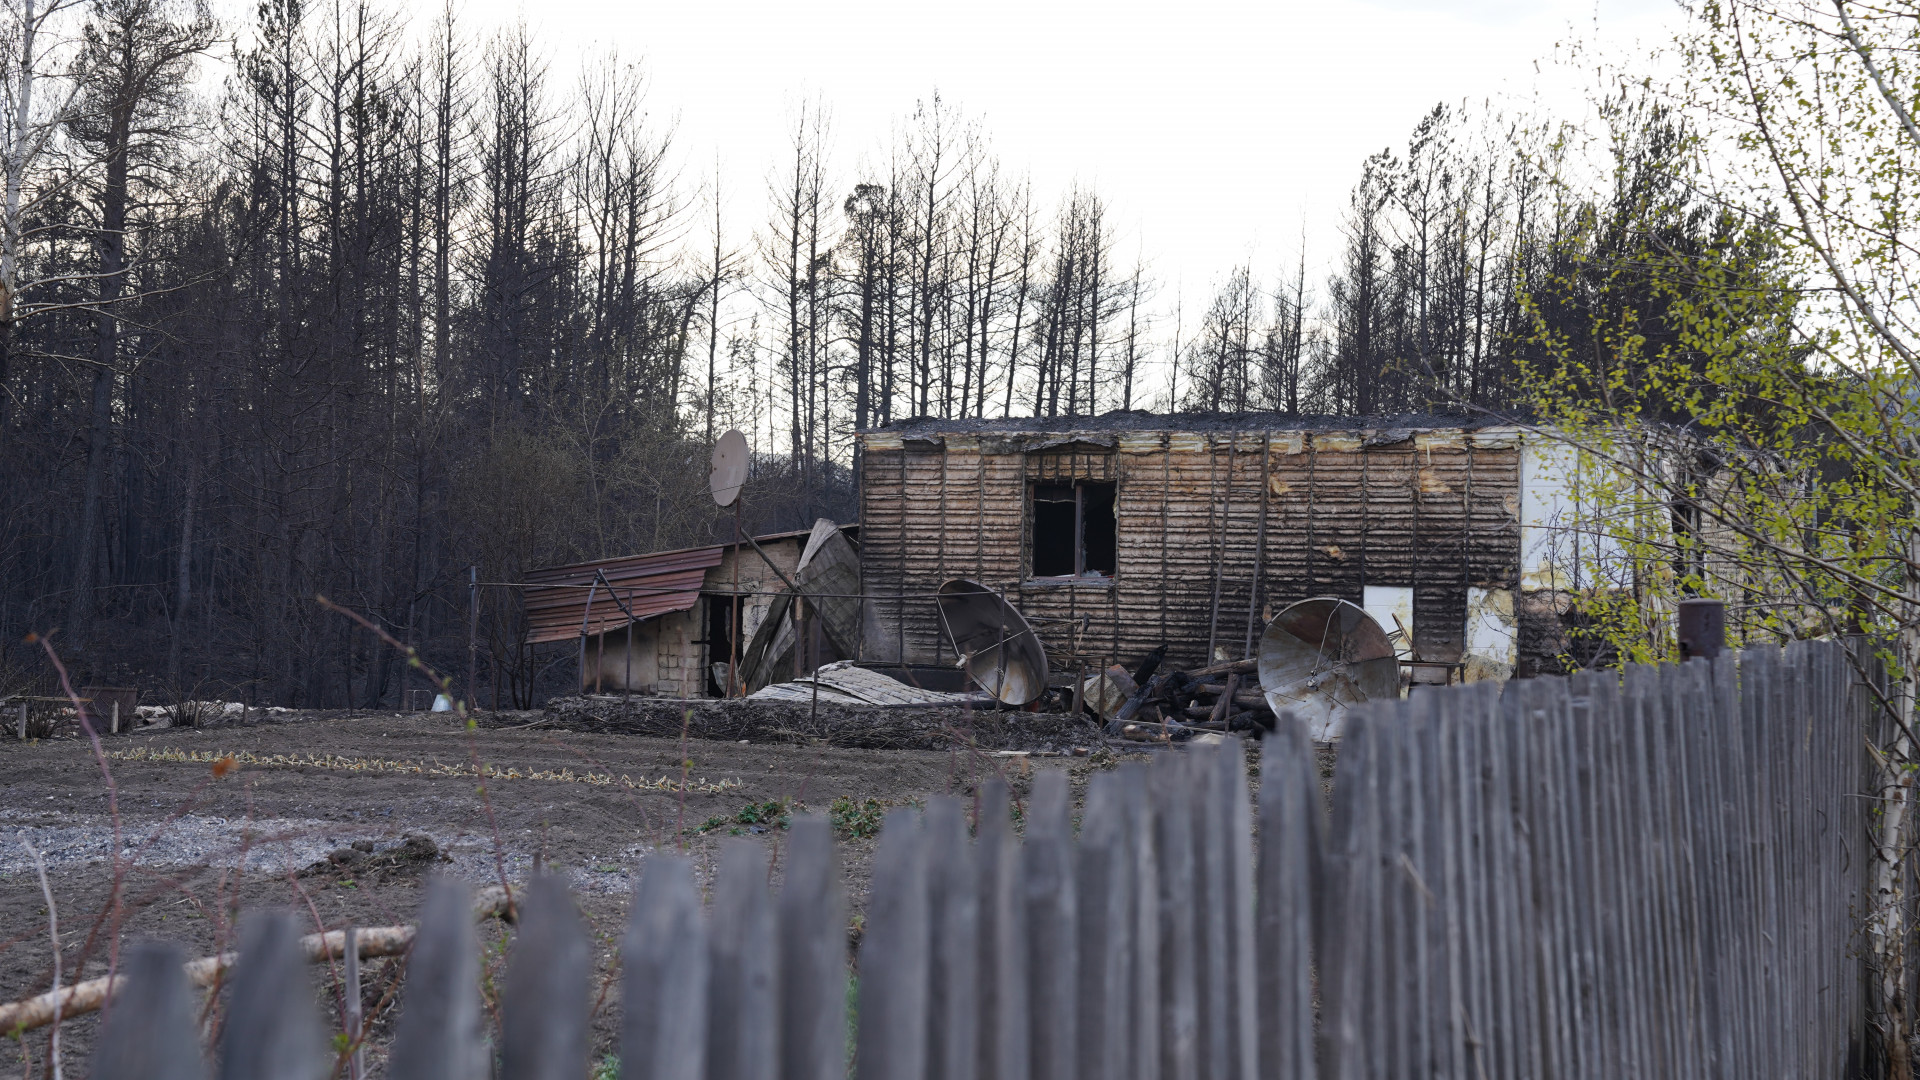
[779,814,848,1080]
[1317,706,1381,1080]
[1115,762,1160,1080]
[219,912,326,1080]
[500,876,589,1080]
[1256,717,1317,1080]
[387,879,486,1080]
[343,926,363,1080]
[90,941,204,1080]
[1023,770,1076,1080]
[1075,772,1131,1080]
[707,841,775,1080]
[1151,753,1198,1080]
[924,797,979,1080]
[466,565,480,712]
[623,856,708,1080]
[1677,598,1726,661]
[855,808,929,1080]
[973,779,1029,1080]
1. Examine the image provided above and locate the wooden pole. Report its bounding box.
[1242,433,1273,658]
[466,565,480,712]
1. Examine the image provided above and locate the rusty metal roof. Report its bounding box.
[521,526,852,645]
[522,546,726,644]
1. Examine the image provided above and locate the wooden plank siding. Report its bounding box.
[859,424,1523,676]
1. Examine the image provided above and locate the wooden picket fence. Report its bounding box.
[83,641,1867,1080]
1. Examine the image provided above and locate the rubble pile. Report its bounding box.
[526,695,1097,753]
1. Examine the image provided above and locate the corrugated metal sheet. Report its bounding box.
[859,424,1524,675]
[522,546,726,644]
[747,661,988,706]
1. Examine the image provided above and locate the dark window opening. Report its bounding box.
[1030,480,1117,579]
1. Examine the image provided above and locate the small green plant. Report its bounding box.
[592,1055,618,1080]
[829,797,889,840]
[689,799,794,836]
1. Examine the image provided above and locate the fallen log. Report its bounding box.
[0,884,514,1035]
[1207,674,1241,726]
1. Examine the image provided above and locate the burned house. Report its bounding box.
[855,412,1574,683]
[521,522,860,697]
[520,412,1596,702]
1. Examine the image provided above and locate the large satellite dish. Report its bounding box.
[936,578,1049,706]
[710,429,749,507]
[1258,596,1401,741]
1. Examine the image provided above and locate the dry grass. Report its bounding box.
[103,746,745,795]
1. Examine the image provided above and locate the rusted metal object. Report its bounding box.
[935,578,1049,706]
[1677,598,1726,661]
[522,545,728,645]
[1257,596,1400,741]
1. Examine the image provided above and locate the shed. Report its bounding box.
[523,525,856,697]
[855,412,1569,682]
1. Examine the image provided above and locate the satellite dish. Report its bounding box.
[1258,596,1401,741]
[936,578,1049,706]
[710,429,749,507]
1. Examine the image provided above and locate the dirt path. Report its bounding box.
[0,709,1069,1075]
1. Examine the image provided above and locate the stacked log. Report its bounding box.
[1102,656,1274,741]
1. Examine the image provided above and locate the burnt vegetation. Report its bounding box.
[0,0,1785,706]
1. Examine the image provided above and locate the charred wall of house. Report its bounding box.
[858,424,1527,678]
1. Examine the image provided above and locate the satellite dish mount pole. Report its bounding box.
[729,496,741,698]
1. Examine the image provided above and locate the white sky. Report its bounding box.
[446,0,1690,300]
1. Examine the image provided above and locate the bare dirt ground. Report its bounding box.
[0,707,1089,1077]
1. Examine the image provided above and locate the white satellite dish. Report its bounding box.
[1258,596,1402,741]
[710,429,749,508]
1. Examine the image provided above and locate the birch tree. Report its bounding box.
[1521,7,1920,1072]
[0,0,79,412]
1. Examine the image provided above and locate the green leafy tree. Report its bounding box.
[1524,7,1920,1071]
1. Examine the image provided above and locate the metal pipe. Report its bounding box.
[577,579,597,694]
[1677,598,1726,660]
[729,500,741,697]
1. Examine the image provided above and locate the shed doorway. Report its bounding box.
[704,595,743,696]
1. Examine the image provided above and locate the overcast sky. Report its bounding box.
[441,0,1689,300]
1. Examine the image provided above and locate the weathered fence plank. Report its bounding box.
[91,942,205,1080]
[974,778,1030,1080]
[623,856,709,1080]
[925,797,980,1080]
[855,807,929,1080]
[778,813,847,1080]
[501,875,589,1080]
[1023,769,1077,1080]
[1255,716,1318,1080]
[218,912,326,1080]
[1075,772,1132,1080]
[1151,749,1200,1080]
[387,879,487,1080]
[707,841,776,1080]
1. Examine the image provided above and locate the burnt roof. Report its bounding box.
[865,409,1522,436]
